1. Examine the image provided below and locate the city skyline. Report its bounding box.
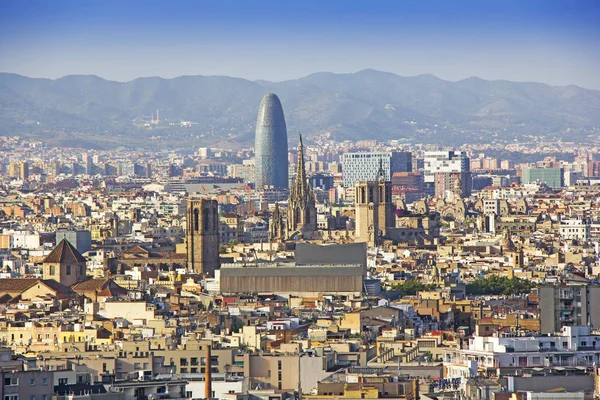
[1,0,599,89]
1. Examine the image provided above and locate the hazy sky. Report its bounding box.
[1,0,599,89]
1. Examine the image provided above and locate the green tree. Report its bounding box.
[389,279,438,296]
[466,275,534,296]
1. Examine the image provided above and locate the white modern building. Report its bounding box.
[444,326,600,378]
[559,219,590,241]
[423,151,470,184]
[342,151,411,187]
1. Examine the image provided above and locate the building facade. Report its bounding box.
[342,151,412,187]
[423,151,470,185]
[539,284,600,334]
[522,167,564,189]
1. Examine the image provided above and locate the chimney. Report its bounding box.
[205,344,212,399]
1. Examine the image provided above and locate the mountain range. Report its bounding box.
[1,69,599,149]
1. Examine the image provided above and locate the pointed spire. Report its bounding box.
[293,134,310,200]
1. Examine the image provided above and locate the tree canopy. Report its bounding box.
[466,275,535,296]
[389,279,438,296]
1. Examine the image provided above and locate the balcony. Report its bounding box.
[559,291,574,300]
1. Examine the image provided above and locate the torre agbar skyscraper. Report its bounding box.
[255,93,289,190]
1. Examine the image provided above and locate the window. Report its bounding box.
[30,396,35,400]
[42,378,47,385]
[4,395,19,400]
[66,265,71,275]
[30,378,35,385]
[4,377,18,386]
[58,378,68,385]
[42,397,47,400]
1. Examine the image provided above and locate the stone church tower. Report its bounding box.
[287,135,317,238]
[42,238,87,287]
[355,161,396,246]
[186,198,219,276]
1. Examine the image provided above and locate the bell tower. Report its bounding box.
[355,160,395,246]
[186,198,219,276]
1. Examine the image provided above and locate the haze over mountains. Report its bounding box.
[1,69,599,149]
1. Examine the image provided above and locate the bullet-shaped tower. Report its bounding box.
[255,93,289,190]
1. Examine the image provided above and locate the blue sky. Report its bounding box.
[1,0,599,89]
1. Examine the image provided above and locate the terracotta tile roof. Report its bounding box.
[43,239,87,264]
[41,279,74,296]
[72,278,111,292]
[0,278,74,297]
[72,278,128,297]
[122,245,150,255]
[0,278,40,294]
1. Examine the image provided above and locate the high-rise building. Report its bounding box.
[9,161,29,180]
[423,151,470,184]
[521,167,564,188]
[254,93,289,190]
[342,151,411,187]
[423,151,470,195]
[19,161,29,180]
[186,198,219,276]
[434,171,472,198]
[539,284,600,334]
[287,135,317,238]
[391,172,422,191]
[587,161,600,178]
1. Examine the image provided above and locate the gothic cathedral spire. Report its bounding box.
[287,135,317,239]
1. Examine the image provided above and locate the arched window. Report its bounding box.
[194,209,199,231]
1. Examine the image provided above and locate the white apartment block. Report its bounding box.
[559,219,590,241]
[423,151,470,184]
[444,326,600,378]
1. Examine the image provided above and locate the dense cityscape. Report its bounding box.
[0,87,599,400]
[2,0,600,399]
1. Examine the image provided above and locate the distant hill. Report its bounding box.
[1,69,599,149]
